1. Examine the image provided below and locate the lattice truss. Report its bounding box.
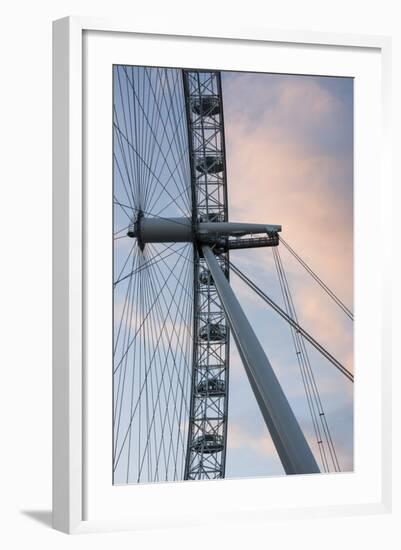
[183,70,230,480]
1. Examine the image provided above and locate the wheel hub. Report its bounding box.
[127,215,281,251]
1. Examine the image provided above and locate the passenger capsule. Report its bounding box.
[195,155,224,174]
[196,378,225,396]
[199,323,227,342]
[191,95,220,117]
[199,269,214,285]
[199,212,224,223]
[192,433,224,454]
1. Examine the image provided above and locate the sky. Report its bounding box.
[221,71,353,477]
[112,66,354,483]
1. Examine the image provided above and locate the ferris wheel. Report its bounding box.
[112,65,353,484]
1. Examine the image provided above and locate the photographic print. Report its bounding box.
[112,66,353,485]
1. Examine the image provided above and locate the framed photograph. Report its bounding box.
[52,16,391,534]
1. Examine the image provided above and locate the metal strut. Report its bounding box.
[203,246,320,475]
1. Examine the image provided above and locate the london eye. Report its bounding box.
[112,65,353,484]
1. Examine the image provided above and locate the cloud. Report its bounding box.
[227,421,277,458]
[224,76,353,281]
[223,72,353,373]
[220,73,354,477]
[227,415,353,474]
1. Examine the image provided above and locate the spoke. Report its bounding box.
[121,67,190,215]
[113,246,192,471]
[113,249,187,375]
[114,195,133,222]
[114,240,137,285]
[114,122,189,218]
[137,256,192,480]
[114,242,189,287]
[113,201,191,229]
[115,67,137,207]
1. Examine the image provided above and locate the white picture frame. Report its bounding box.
[52,16,392,534]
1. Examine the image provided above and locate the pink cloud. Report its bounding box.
[224,75,353,379]
[227,421,278,458]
